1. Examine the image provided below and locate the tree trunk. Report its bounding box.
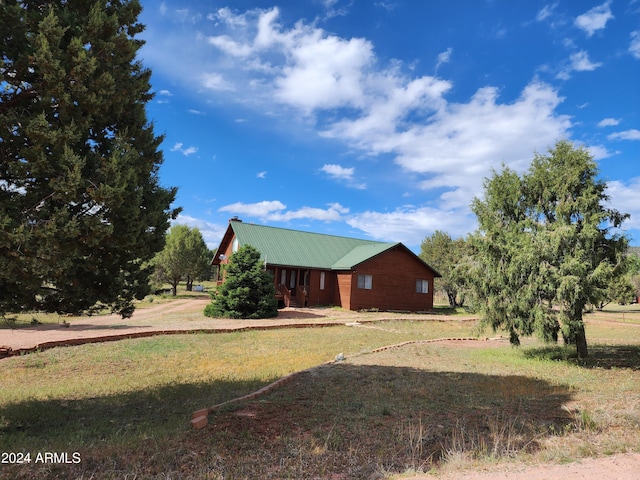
[171,280,178,296]
[447,291,457,308]
[563,310,589,359]
[186,275,193,291]
[574,322,589,359]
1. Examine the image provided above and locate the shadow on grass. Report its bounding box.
[205,364,576,478]
[431,305,475,316]
[0,364,576,480]
[0,377,273,479]
[524,344,640,370]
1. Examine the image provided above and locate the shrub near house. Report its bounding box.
[204,244,277,319]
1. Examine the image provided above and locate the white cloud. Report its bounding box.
[208,34,253,57]
[597,117,620,127]
[605,177,640,232]
[208,7,249,28]
[275,35,374,113]
[536,3,557,22]
[435,47,453,73]
[630,31,640,59]
[218,200,349,222]
[556,50,602,79]
[608,129,640,141]
[321,164,354,180]
[203,7,375,112]
[347,205,475,245]
[574,1,613,37]
[320,164,366,189]
[197,10,574,209]
[569,50,602,71]
[182,146,198,156]
[170,142,199,156]
[270,205,346,222]
[201,72,235,91]
[321,74,452,150]
[158,89,173,96]
[320,0,350,19]
[325,81,570,209]
[585,144,612,160]
[219,200,286,218]
[257,171,267,179]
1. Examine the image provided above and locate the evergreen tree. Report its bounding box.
[153,225,210,296]
[0,1,179,317]
[205,245,277,319]
[419,230,468,307]
[470,140,628,358]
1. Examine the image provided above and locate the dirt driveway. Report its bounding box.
[2,298,639,479]
[422,452,640,480]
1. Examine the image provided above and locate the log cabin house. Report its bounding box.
[212,218,441,312]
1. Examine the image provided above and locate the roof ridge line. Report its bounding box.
[233,221,388,244]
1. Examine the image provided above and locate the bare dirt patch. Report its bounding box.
[421,452,640,480]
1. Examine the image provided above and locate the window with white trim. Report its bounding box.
[320,271,325,290]
[357,274,373,290]
[416,279,429,294]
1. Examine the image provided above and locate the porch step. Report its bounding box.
[288,298,301,308]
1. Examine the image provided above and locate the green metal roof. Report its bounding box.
[330,242,399,269]
[230,221,396,270]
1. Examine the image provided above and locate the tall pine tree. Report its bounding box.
[0,1,179,317]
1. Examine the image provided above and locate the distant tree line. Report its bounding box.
[151,225,215,296]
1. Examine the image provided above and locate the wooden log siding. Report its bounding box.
[334,272,353,310]
[346,245,437,312]
[306,270,335,307]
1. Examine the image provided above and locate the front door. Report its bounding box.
[289,270,296,295]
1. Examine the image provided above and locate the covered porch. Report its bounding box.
[269,266,310,308]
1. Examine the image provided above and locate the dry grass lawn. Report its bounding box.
[0,303,639,479]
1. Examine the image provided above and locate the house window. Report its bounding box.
[289,270,296,289]
[320,271,325,290]
[232,238,239,253]
[280,269,287,285]
[416,279,429,294]
[357,274,372,290]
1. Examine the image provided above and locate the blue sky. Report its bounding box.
[138,0,640,250]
